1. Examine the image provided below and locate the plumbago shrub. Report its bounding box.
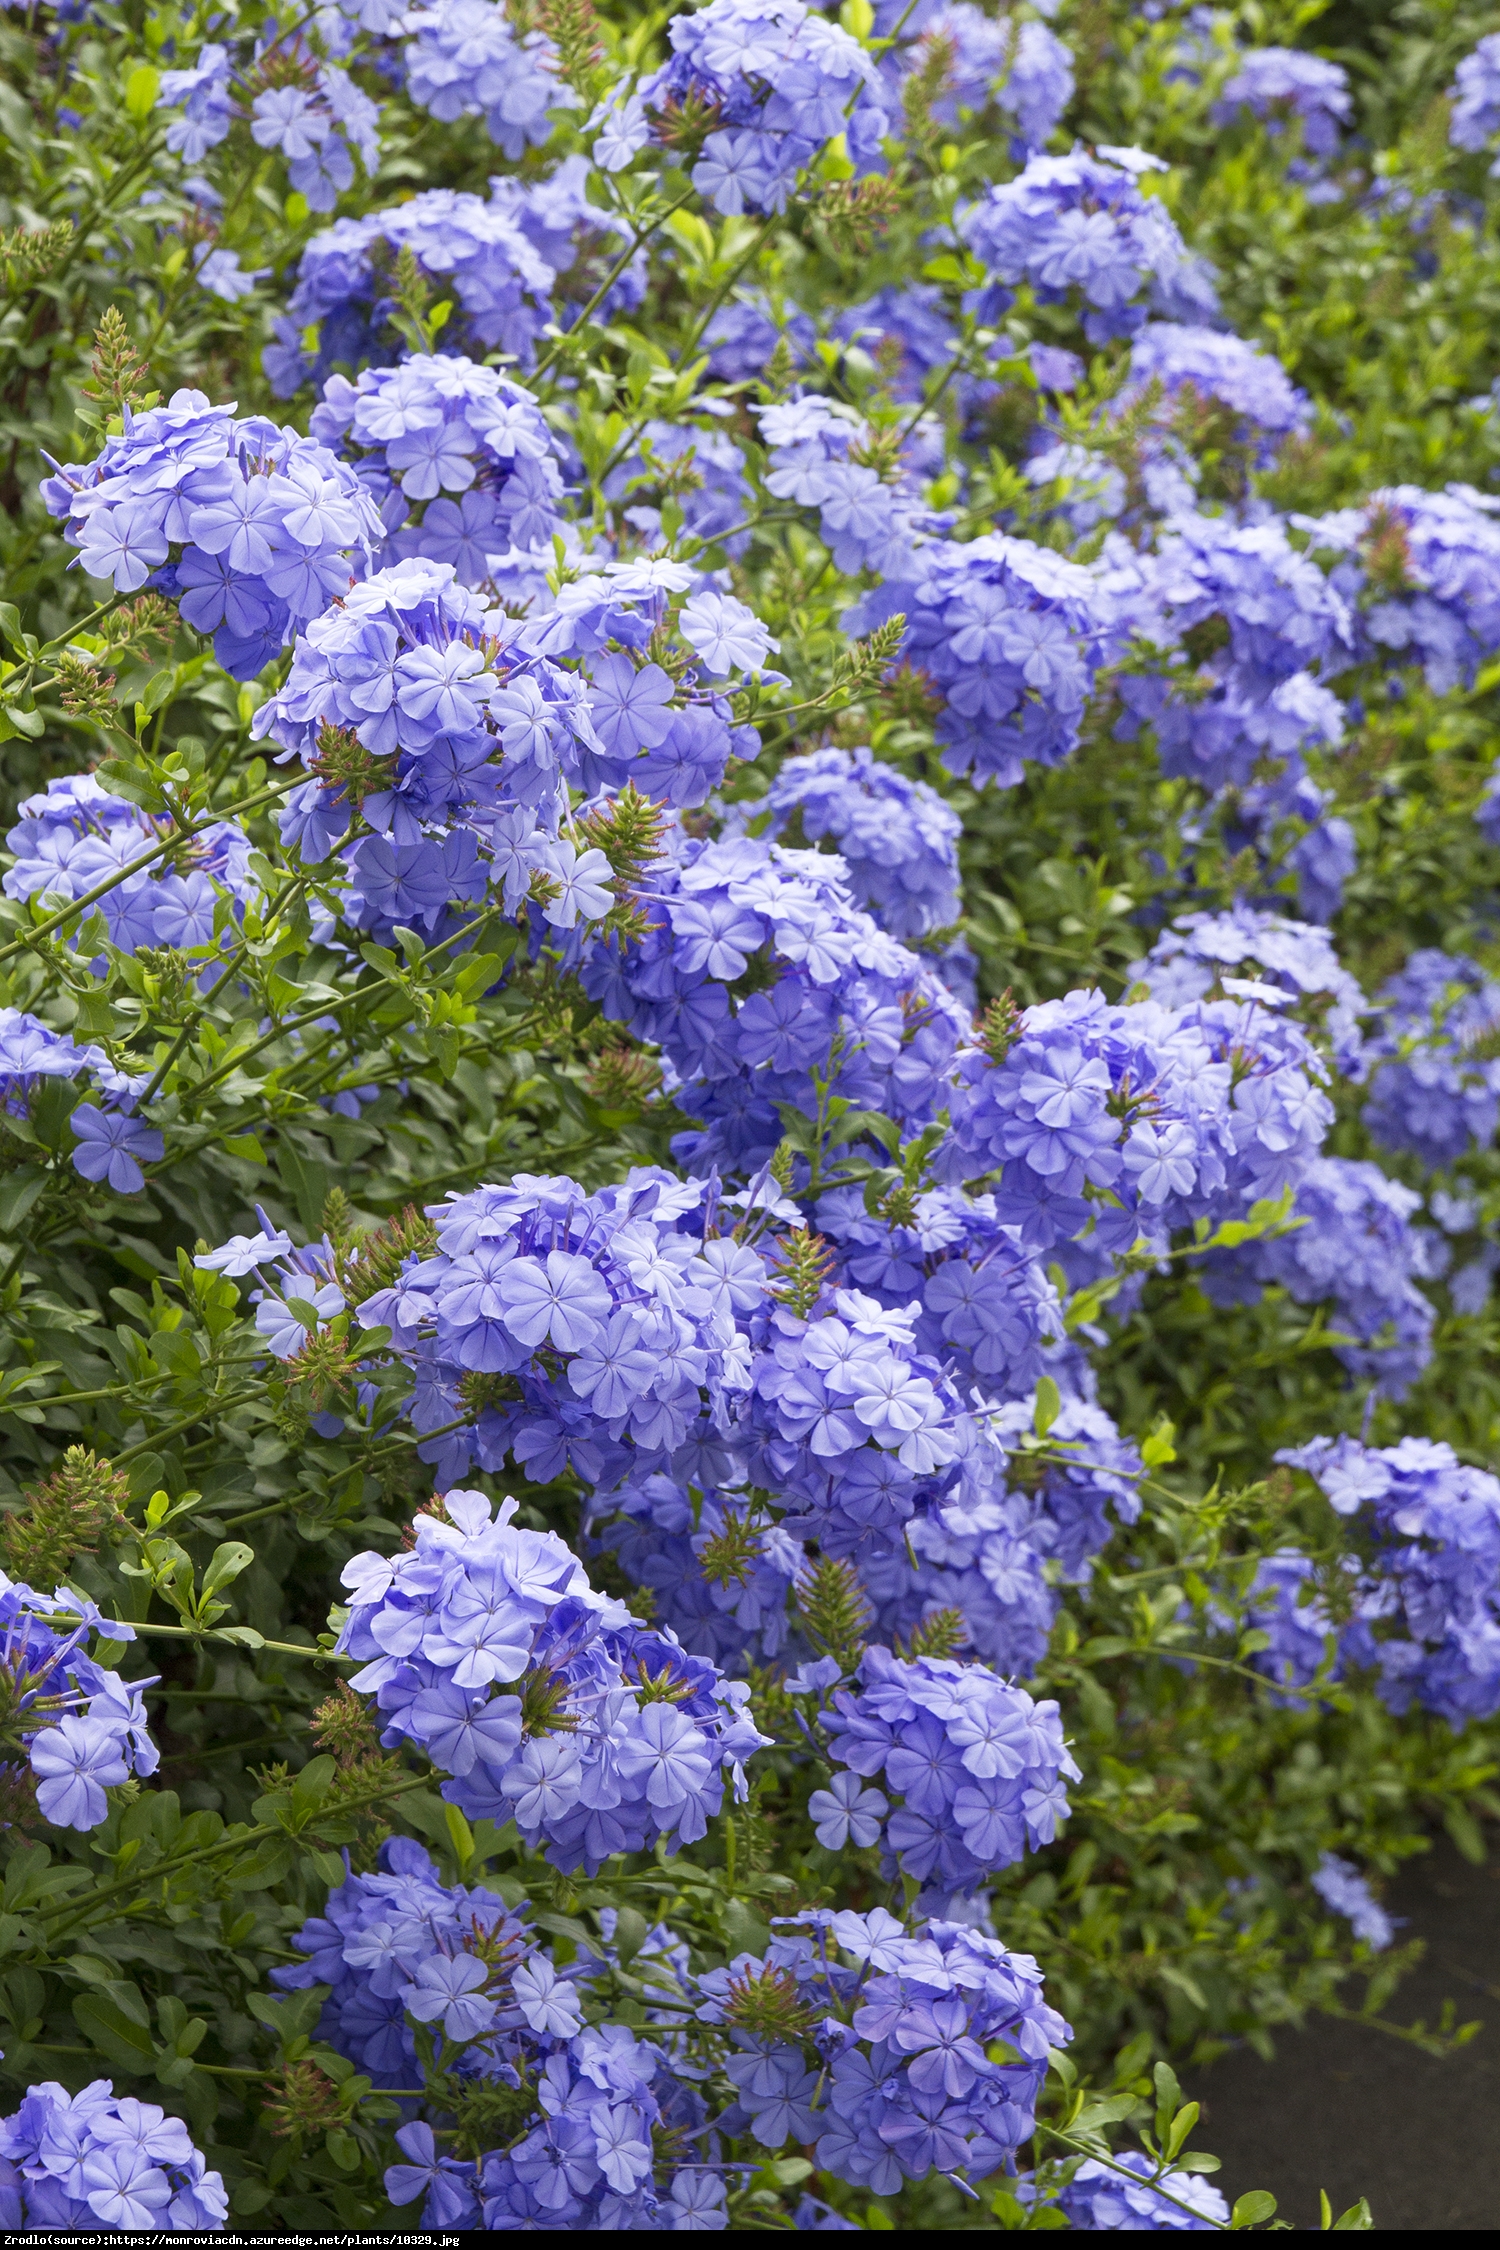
[11,0,1500,2234]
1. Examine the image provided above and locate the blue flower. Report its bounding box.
[68,1106,163,1195]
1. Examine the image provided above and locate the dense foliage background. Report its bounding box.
[2,0,1500,2231]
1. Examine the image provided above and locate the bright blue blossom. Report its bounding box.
[265,188,560,394]
[159,28,379,209]
[0,1572,157,1830]
[847,529,1113,788]
[1449,34,1500,170]
[742,743,962,940]
[819,1642,1078,1898]
[402,0,575,156]
[696,1909,1070,2188]
[594,0,894,217]
[0,2080,227,2229]
[41,392,385,679]
[1305,484,1500,695]
[1027,2148,1231,2229]
[334,1488,767,1872]
[1205,1156,1436,1399]
[962,146,1219,346]
[310,353,564,582]
[1281,1434,1500,1723]
[5,774,258,971]
[905,3,1073,149]
[1213,48,1351,158]
[1361,949,1500,1167]
[1311,1853,1398,1950]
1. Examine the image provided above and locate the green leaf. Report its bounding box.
[1033,1375,1061,1436]
[201,1541,254,1599]
[721,1897,770,1956]
[125,64,160,119]
[73,1984,155,2071]
[1231,2190,1278,2228]
[0,604,27,654]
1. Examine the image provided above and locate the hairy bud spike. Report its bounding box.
[794,1555,871,1673]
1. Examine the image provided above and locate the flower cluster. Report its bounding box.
[401,0,573,158]
[1361,949,1500,1167]
[336,1489,767,1871]
[811,1183,1060,1409]
[846,531,1112,788]
[5,774,257,971]
[581,829,969,1179]
[1238,1551,1336,1699]
[1212,47,1351,158]
[595,0,893,216]
[349,1167,762,1489]
[944,986,1333,1279]
[0,2081,227,2230]
[859,1391,1143,1676]
[819,1642,1076,1896]
[276,1836,572,2086]
[1306,484,1500,695]
[309,354,565,583]
[696,1908,1070,2188]
[587,1476,805,1670]
[962,147,1219,347]
[392,2028,714,2227]
[1130,904,1364,1075]
[158,31,379,209]
[1311,1852,1397,1950]
[265,189,558,395]
[757,394,940,579]
[0,1003,157,1195]
[907,2,1074,150]
[1204,1156,1436,1399]
[0,1572,157,1830]
[742,743,962,940]
[1026,2150,1231,2230]
[1449,33,1500,170]
[251,558,613,939]
[1281,1434,1500,1723]
[1116,512,1355,793]
[1030,322,1310,534]
[42,391,385,680]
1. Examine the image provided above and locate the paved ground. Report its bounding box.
[1191,1836,1500,2230]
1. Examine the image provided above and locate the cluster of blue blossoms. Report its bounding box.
[400,0,574,159]
[847,531,1110,789]
[1212,47,1351,158]
[0,1574,157,1832]
[43,390,384,679]
[275,1836,574,2087]
[818,1642,1077,1898]
[582,828,968,1179]
[158,26,379,211]
[1022,2148,1231,2230]
[1360,948,1500,1168]
[962,147,1219,346]
[1280,1435,1500,1724]
[0,2082,226,2230]
[904,2,1074,151]
[308,355,565,584]
[335,1488,768,1871]
[251,557,614,940]
[731,744,962,941]
[1310,1852,1398,1951]
[265,188,561,393]
[696,1908,1070,2190]
[594,0,892,216]
[5,775,256,974]
[0,1003,157,1197]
